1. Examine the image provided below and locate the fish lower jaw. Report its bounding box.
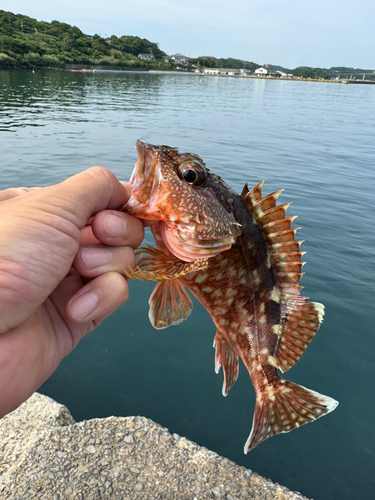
[125,196,142,210]
[129,162,140,185]
[124,196,163,221]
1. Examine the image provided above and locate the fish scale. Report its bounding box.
[124,140,338,453]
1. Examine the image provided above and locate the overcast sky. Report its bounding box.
[2,0,374,69]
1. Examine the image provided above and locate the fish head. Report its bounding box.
[125,140,241,262]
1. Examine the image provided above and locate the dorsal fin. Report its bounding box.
[242,181,325,372]
[242,181,305,296]
[275,297,325,372]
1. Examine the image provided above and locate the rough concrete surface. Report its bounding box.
[0,393,310,500]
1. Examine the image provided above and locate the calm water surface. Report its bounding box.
[1,70,375,500]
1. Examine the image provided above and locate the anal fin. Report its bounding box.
[275,296,325,373]
[244,380,338,453]
[214,333,239,396]
[148,279,193,330]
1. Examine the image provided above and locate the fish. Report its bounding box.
[123,140,338,453]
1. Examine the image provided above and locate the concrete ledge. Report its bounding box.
[0,393,310,499]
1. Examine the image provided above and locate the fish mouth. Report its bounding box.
[129,140,147,187]
[125,140,160,219]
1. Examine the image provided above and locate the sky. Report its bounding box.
[1,0,374,69]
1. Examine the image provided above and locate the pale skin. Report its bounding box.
[0,167,145,419]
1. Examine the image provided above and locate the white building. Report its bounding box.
[275,70,294,78]
[202,68,240,76]
[171,54,189,65]
[227,69,240,76]
[254,65,277,76]
[138,53,155,60]
[202,68,220,75]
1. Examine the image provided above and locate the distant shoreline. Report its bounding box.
[2,66,374,84]
[53,68,375,84]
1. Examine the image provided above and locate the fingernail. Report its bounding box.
[70,292,99,320]
[104,213,127,238]
[81,247,112,269]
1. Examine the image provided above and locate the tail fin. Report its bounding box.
[244,380,338,453]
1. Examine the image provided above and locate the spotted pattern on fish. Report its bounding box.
[124,140,338,453]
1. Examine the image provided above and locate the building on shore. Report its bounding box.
[202,68,240,76]
[171,54,189,65]
[254,65,293,78]
[138,53,155,60]
[254,65,277,76]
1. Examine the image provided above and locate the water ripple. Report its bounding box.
[1,69,375,500]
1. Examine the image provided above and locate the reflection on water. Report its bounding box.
[1,70,375,500]
[0,70,166,131]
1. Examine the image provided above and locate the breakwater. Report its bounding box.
[0,393,310,500]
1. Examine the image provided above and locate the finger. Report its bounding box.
[91,210,144,248]
[49,167,133,229]
[119,181,158,228]
[0,187,32,202]
[80,226,101,246]
[65,271,129,324]
[120,181,133,192]
[0,187,42,202]
[142,219,159,228]
[72,245,136,278]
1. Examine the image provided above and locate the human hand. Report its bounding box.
[0,167,144,418]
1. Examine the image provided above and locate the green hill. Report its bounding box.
[0,10,261,72]
[189,56,259,73]
[0,10,171,69]
[1,9,373,77]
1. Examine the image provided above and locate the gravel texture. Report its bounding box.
[0,393,310,500]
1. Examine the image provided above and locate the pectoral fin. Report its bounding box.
[124,244,208,282]
[148,279,193,329]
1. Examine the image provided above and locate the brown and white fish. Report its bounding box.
[124,140,338,453]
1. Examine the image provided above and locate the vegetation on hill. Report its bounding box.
[0,9,374,79]
[0,10,172,69]
[291,67,329,79]
[272,64,375,80]
[189,56,259,72]
[270,65,329,78]
[0,10,261,72]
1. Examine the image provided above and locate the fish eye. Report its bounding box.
[177,161,206,186]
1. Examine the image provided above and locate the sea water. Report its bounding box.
[1,69,375,500]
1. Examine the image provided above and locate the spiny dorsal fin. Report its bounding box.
[242,181,305,296]
[242,182,325,372]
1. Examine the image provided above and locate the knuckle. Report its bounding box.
[86,166,117,186]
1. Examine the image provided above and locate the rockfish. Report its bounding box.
[124,140,338,452]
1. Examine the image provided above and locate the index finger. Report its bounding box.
[0,187,40,202]
[49,167,131,230]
